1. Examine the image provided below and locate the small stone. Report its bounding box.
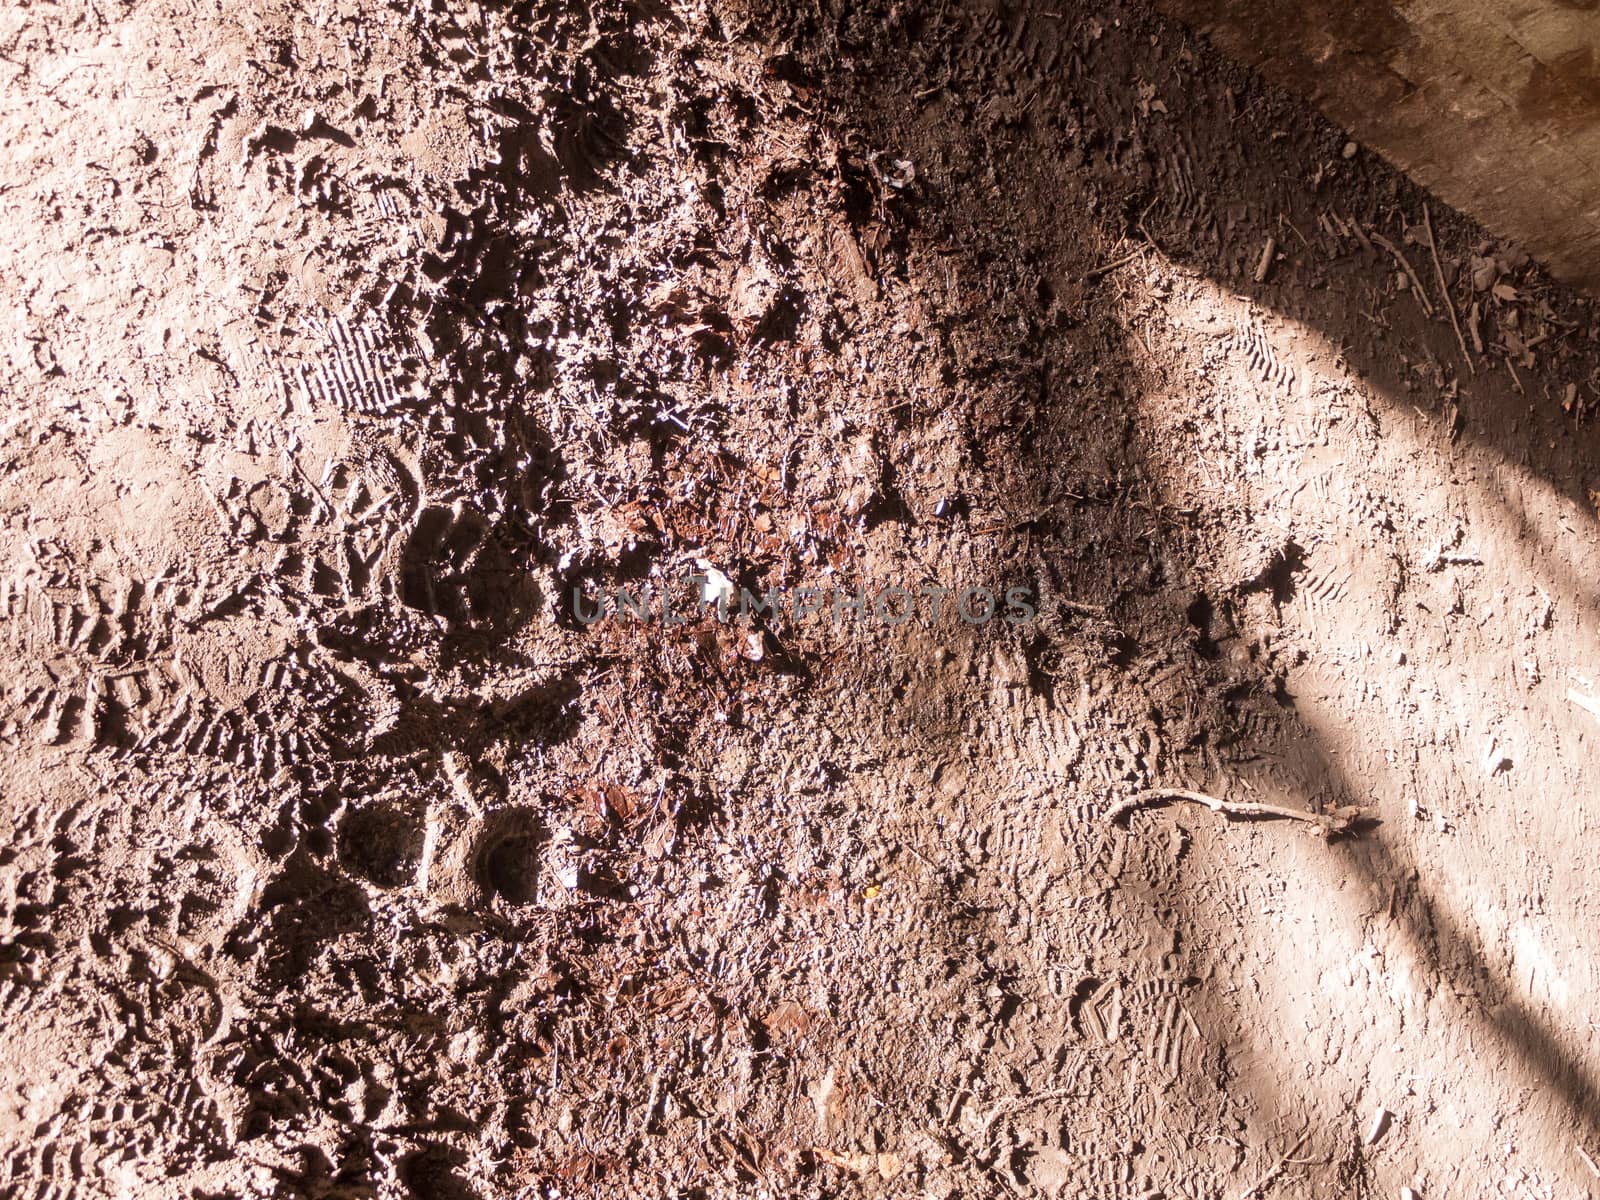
[1342,141,1358,159]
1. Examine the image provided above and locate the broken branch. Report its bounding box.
[1106,788,1365,837]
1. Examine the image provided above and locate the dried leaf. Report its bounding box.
[762,1000,810,1037]
[604,783,634,822]
[643,817,676,859]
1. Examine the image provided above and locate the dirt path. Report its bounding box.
[3,2,1600,1197]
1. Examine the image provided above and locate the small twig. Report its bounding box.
[1253,236,1277,283]
[895,839,939,870]
[282,445,334,517]
[1136,217,1167,262]
[1084,245,1146,280]
[1235,1129,1311,1200]
[971,506,1050,536]
[970,1086,1089,1199]
[1106,788,1365,837]
[1504,357,1524,394]
[1370,231,1434,318]
[978,1087,1084,1145]
[1424,204,1474,375]
[1334,208,1373,254]
[1060,599,1107,615]
[1568,689,1600,724]
[1576,1144,1600,1180]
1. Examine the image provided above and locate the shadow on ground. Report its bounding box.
[721,0,1600,1188]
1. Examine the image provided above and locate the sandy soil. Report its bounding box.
[4,1,1600,1198]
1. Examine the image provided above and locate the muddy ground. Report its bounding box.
[4,1,1600,1197]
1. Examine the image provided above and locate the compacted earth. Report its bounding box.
[5,1,1600,1197]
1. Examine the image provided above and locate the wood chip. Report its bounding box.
[1253,236,1277,283]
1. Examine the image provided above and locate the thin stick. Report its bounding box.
[1106,788,1365,837]
[1576,1144,1600,1180]
[1424,204,1474,375]
[1505,357,1524,394]
[1060,599,1107,615]
[1370,231,1435,318]
[1253,236,1277,283]
[282,445,334,518]
[1568,688,1600,723]
[895,838,939,870]
[1334,208,1373,254]
[1235,1129,1311,1200]
[978,1087,1084,1144]
[1084,245,1146,280]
